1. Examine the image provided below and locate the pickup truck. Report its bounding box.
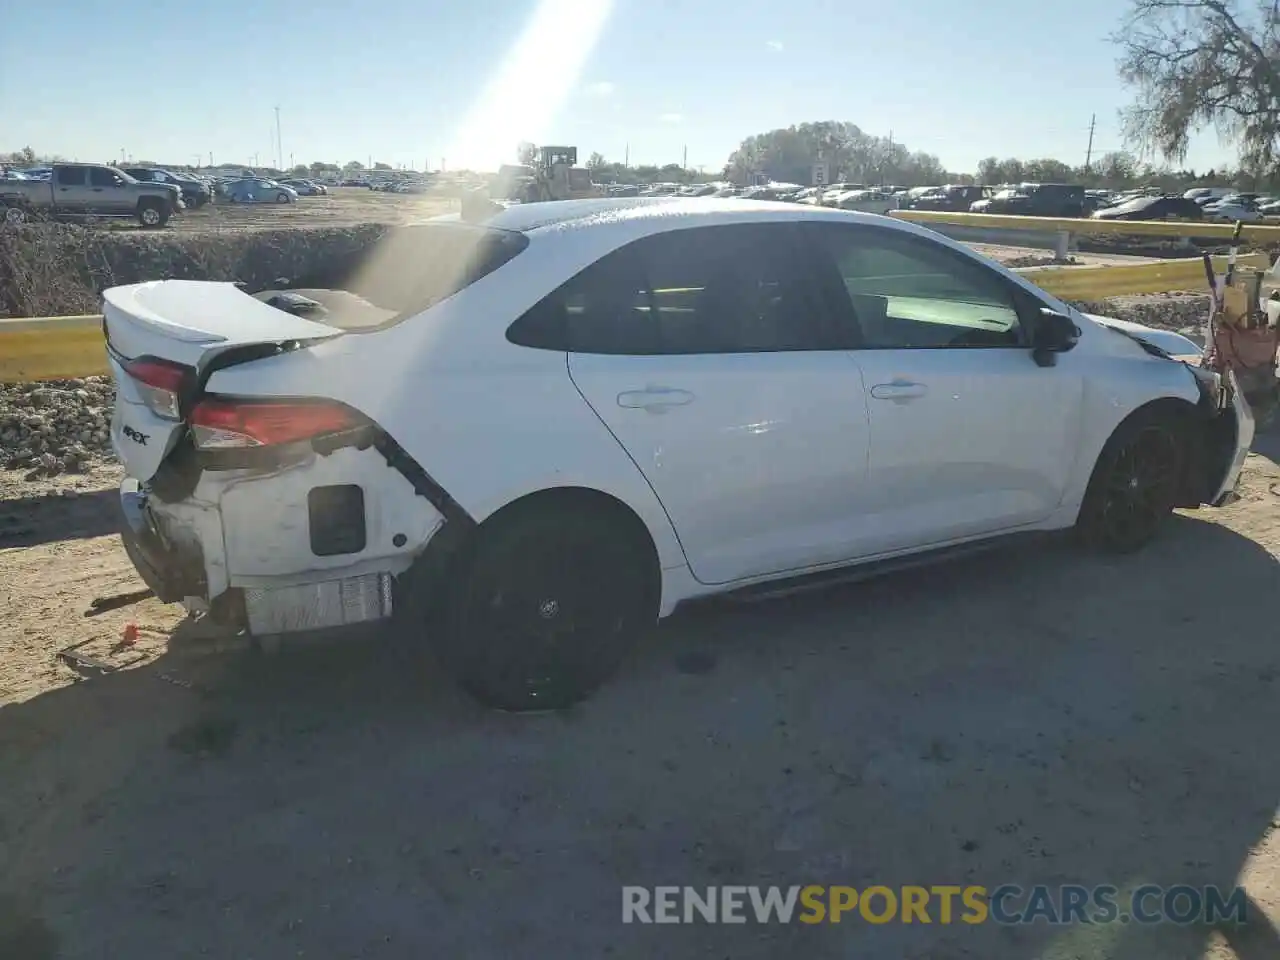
[0,163,184,227]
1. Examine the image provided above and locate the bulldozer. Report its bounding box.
[495,146,604,203]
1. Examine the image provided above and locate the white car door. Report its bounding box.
[802,222,1085,556]
[558,222,871,585]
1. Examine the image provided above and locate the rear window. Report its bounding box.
[264,223,529,330]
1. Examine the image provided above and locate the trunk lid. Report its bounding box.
[103,280,341,367]
[105,280,343,481]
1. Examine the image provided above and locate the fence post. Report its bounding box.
[1054,230,1072,260]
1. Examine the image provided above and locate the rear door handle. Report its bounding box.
[870,379,928,403]
[617,386,695,412]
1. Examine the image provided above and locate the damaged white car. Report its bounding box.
[107,198,1253,710]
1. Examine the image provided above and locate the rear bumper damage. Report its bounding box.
[118,445,445,635]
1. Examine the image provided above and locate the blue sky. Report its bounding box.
[0,0,1241,174]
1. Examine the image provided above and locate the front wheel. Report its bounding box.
[276,192,291,203]
[2,205,28,225]
[429,507,655,711]
[1076,408,1187,553]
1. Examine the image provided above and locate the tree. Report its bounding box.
[516,141,538,166]
[373,162,392,170]
[724,121,956,187]
[7,146,36,165]
[1116,0,1280,172]
[587,151,605,170]
[343,160,364,173]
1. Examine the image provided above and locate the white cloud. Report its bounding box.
[659,112,685,124]
[584,80,615,97]
[766,39,784,51]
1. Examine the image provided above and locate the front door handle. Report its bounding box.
[617,386,695,413]
[870,379,928,403]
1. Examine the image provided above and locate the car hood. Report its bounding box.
[1081,312,1203,358]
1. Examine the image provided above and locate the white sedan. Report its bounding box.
[1203,201,1265,222]
[104,198,1253,710]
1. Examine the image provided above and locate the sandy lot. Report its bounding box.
[152,192,1156,270]
[161,187,457,234]
[1,430,1279,958]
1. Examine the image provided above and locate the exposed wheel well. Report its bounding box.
[478,487,662,608]
[399,486,663,623]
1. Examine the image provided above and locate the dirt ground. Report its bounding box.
[1,433,1279,958]
[158,187,457,234]
[151,192,1156,269]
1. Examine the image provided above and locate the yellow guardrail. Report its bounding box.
[1024,251,1269,300]
[0,315,108,382]
[891,208,1280,241]
[0,253,1266,383]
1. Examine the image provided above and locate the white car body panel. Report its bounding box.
[106,199,1251,630]
[567,350,870,584]
[852,347,1085,554]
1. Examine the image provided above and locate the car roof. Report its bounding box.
[446,196,920,237]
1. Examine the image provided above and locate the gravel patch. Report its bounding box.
[1069,291,1211,336]
[0,378,115,480]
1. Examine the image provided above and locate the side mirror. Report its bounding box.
[1031,308,1080,367]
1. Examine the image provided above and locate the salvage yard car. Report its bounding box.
[105,198,1253,711]
[221,178,299,204]
[1,162,184,226]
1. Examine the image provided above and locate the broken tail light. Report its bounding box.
[189,397,369,450]
[124,357,193,421]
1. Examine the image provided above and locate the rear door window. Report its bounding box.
[54,166,87,186]
[508,223,836,355]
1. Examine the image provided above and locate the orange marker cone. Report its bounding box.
[122,622,139,646]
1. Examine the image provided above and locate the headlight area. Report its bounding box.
[1177,362,1242,507]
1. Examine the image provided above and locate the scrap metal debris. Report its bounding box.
[56,639,145,678]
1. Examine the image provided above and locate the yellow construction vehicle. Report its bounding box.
[497,146,604,203]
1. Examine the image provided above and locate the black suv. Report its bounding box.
[970,182,1087,217]
[122,168,212,208]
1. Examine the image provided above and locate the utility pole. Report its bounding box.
[682,144,688,169]
[624,143,629,167]
[274,106,283,170]
[1084,113,1096,173]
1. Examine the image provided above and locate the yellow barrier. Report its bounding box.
[891,208,1280,242]
[1025,252,1269,300]
[0,315,109,382]
[0,254,1264,383]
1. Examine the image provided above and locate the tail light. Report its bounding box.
[125,357,192,421]
[189,397,369,450]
